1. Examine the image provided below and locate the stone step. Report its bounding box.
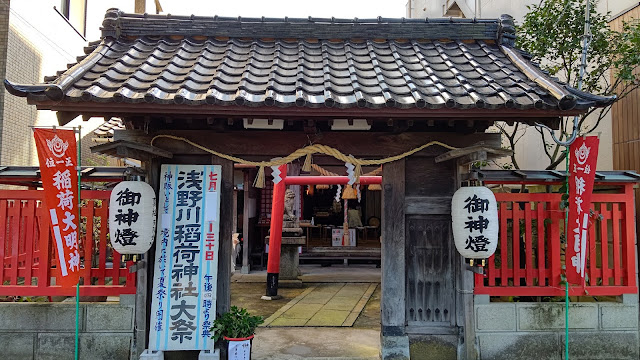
[301,247,381,258]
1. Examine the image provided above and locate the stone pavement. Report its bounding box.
[251,327,380,360]
[262,283,378,327]
[231,265,382,359]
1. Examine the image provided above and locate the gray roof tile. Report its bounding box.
[4,10,616,112]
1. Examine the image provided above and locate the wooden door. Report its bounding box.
[404,156,456,331]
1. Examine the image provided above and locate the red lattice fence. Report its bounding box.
[0,190,135,297]
[475,183,637,297]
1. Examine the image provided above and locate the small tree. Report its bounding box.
[496,0,640,169]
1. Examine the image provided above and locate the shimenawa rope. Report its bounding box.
[150,135,459,188]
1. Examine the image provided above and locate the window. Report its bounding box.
[57,0,87,38]
[59,0,70,19]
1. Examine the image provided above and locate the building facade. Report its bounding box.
[0,0,146,167]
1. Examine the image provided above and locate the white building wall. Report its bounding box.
[408,0,638,20]
[1,0,137,167]
[2,1,86,166]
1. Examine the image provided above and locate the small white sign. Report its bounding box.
[331,228,356,247]
[228,339,251,360]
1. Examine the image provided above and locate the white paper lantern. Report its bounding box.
[451,186,498,259]
[109,181,157,254]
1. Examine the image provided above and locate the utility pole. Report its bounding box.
[134,0,163,14]
[134,0,145,14]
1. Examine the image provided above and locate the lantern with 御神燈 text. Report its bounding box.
[109,181,157,254]
[451,186,498,263]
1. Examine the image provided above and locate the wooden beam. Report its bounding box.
[115,130,502,158]
[434,143,512,163]
[90,140,173,160]
[33,101,582,124]
[405,196,451,215]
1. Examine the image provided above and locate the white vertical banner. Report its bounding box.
[149,165,221,351]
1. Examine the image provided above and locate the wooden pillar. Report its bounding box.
[456,160,478,360]
[233,188,238,233]
[134,157,160,359]
[214,155,234,316]
[134,0,145,13]
[381,159,406,334]
[242,171,251,274]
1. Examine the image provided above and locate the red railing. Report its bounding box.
[0,190,136,297]
[475,183,637,297]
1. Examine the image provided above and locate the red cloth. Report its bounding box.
[34,129,80,287]
[566,136,599,285]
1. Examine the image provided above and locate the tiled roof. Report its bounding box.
[4,9,614,112]
[93,117,124,138]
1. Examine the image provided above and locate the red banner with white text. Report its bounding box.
[566,136,599,286]
[34,129,80,288]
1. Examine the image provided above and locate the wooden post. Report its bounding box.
[134,158,160,359]
[233,188,238,234]
[381,159,406,335]
[134,0,145,14]
[265,164,287,298]
[455,160,478,360]
[242,171,251,274]
[214,155,234,316]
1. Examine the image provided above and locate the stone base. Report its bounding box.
[282,228,303,236]
[380,335,410,360]
[280,244,302,280]
[281,236,306,245]
[279,279,304,288]
[408,334,457,360]
[140,349,163,359]
[199,348,220,360]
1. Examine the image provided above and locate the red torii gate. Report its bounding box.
[264,164,382,298]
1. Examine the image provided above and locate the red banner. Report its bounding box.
[566,136,599,285]
[34,129,80,288]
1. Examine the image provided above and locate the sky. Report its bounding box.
[154,0,407,19]
[86,0,407,40]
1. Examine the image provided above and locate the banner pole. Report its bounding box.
[75,125,81,360]
[564,147,569,360]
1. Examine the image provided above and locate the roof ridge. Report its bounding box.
[100,8,507,41]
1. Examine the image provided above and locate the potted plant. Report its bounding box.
[211,306,264,360]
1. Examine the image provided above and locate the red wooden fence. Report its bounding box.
[0,190,136,297]
[475,183,637,297]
